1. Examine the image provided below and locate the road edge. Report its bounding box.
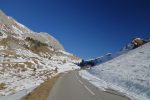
[21,74,61,100]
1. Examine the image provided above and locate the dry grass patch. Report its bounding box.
[24,62,34,69]
[0,83,6,90]
[30,46,50,55]
[22,74,61,100]
[3,50,16,56]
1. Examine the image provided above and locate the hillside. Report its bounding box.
[80,42,150,100]
[0,10,80,98]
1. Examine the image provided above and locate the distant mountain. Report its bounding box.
[0,10,80,97]
[81,38,149,67]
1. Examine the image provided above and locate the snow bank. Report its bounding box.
[80,43,150,100]
[0,87,34,100]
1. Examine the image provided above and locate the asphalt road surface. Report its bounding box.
[47,70,130,100]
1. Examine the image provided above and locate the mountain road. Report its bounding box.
[47,70,130,100]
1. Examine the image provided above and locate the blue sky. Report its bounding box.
[0,0,150,59]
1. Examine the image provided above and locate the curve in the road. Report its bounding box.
[47,71,130,100]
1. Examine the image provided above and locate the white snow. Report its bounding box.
[79,42,150,100]
[12,25,24,35]
[0,50,79,99]
[57,62,80,73]
[0,47,80,99]
[58,50,73,56]
[0,87,34,100]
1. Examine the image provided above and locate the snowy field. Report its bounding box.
[80,42,150,100]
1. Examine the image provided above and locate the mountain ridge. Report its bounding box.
[0,10,64,51]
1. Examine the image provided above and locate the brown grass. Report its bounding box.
[0,83,6,90]
[21,74,60,100]
[3,50,16,56]
[30,46,50,54]
[24,62,34,69]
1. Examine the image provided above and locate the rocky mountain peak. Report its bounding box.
[0,10,64,51]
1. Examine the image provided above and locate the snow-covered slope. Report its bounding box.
[0,10,80,99]
[80,42,150,100]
